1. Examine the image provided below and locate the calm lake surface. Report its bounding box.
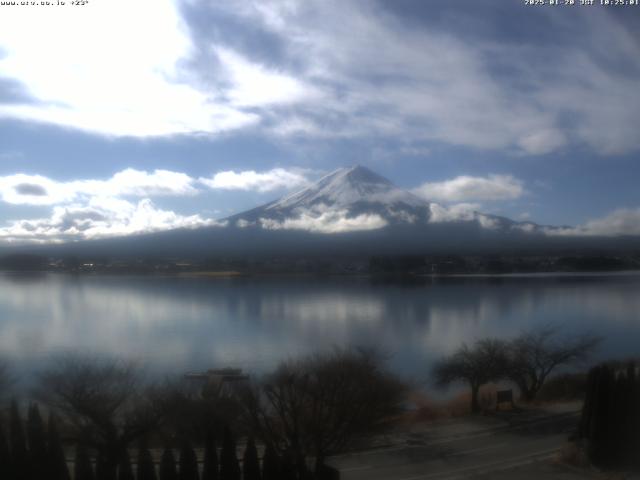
[1,272,639,385]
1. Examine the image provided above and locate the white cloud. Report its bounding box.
[0,169,198,206]
[215,47,318,108]
[260,209,387,234]
[204,1,640,155]
[428,203,480,223]
[200,168,310,193]
[0,174,78,206]
[0,166,320,243]
[0,198,220,244]
[0,168,225,243]
[1,0,638,154]
[547,207,640,237]
[517,130,567,156]
[413,175,525,203]
[0,0,263,137]
[428,203,500,230]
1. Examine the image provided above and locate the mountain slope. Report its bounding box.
[225,165,542,235]
[226,165,431,231]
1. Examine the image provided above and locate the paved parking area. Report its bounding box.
[328,406,598,479]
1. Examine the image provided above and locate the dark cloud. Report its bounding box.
[14,183,47,196]
[177,1,301,90]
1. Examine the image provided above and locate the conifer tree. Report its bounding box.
[74,445,95,480]
[0,425,13,480]
[621,363,637,466]
[9,400,29,480]
[179,441,199,480]
[260,445,279,480]
[220,427,240,480]
[159,448,178,480]
[279,449,296,480]
[47,413,71,480]
[201,433,218,480]
[117,449,135,480]
[579,367,598,438]
[631,363,640,470]
[242,438,260,480]
[580,363,640,469]
[590,365,614,466]
[96,450,117,480]
[27,404,47,479]
[137,440,157,480]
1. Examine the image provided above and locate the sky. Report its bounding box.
[0,0,639,243]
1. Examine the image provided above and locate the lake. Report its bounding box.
[1,272,639,388]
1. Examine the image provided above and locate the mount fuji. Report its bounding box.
[224,165,541,235]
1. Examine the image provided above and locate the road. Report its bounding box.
[328,410,593,479]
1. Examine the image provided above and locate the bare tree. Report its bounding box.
[506,327,601,401]
[433,339,508,414]
[238,348,407,471]
[34,354,163,476]
[151,377,241,444]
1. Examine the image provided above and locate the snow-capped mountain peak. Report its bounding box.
[267,165,427,211]
[226,165,543,235]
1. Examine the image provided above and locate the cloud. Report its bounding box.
[0,169,198,206]
[200,168,310,192]
[428,203,500,229]
[0,165,319,243]
[215,47,318,108]
[194,1,640,155]
[517,130,567,156]
[547,207,640,237]
[1,1,638,154]
[260,209,387,234]
[0,0,260,137]
[428,203,479,223]
[0,168,220,243]
[13,183,47,196]
[413,175,525,203]
[0,198,220,243]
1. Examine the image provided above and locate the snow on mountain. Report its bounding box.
[226,165,543,235]
[268,165,426,211]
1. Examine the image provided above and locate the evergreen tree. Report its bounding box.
[96,450,117,480]
[27,404,47,479]
[117,449,135,480]
[590,365,614,466]
[280,449,296,480]
[579,367,598,438]
[178,441,199,480]
[47,413,71,480]
[607,372,625,466]
[632,363,640,470]
[0,425,13,480]
[580,362,640,469]
[220,427,240,480]
[242,438,260,480]
[137,441,157,480]
[260,445,279,480]
[622,363,637,467]
[74,445,95,480]
[9,400,29,480]
[159,448,178,480]
[201,433,218,480]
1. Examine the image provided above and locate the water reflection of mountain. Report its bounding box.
[0,273,638,381]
